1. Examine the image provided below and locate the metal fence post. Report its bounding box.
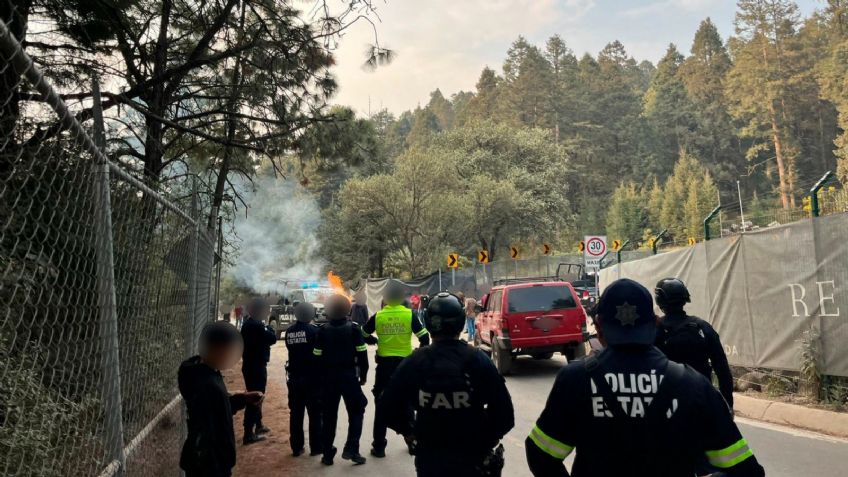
[703,206,722,241]
[810,171,834,218]
[186,177,200,356]
[651,229,669,255]
[214,216,223,321]
[91,78,127,476]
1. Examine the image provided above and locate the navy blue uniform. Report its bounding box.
[240,317,277,433]
[379,339,514,476]
[526,346,765,477]
[313,320,369,458]
[656,312,734,408]
[285,321,322,454]
[178,356,247,477]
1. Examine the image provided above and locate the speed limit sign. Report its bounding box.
[583,235,607,272]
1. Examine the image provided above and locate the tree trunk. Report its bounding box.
[208,1,246,231]
[768,100,791,209]
[142,0,172,183]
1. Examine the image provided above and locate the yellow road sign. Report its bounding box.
[578,241,585,252]
[542,243,551,256]
[478,250,490,263]
[510,246,520,259]
[612,239,622,251]
[687,237,696,246]
[447,253,460,268]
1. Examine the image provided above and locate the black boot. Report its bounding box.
[256,424,271,435]
[321,446,337,466]
[342,450,367,465]
[243,433,266,445]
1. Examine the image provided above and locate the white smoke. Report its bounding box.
[227,174,324,293]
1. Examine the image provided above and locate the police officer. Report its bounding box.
[654,277,734,408]
[378,292,515,476]
[313,294,369,466]
[240,297,277,444]
[284,302,322,457]
[526,279,765,477]
[361,280,430,458]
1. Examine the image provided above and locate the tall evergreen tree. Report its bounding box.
[606,182,648,241]
[727,0,804,209]
[679,18,740,186]
[642,44,695,179]
[462,67,501,123]
[545,35,579,142]
[427,89,455,130]
[498,36,556,130]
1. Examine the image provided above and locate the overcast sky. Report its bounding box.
[327,0,820,115]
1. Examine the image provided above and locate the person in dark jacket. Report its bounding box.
[240,297,277,444]
[285,302,323,457]
[654,277,735,408]
[314,294,370,466]
[526,279,765,477]
[349,299,370,327]
[179,321,263,477]
[379,292,514,476]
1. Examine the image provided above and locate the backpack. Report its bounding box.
[658,316,709,368]
[414,346,484,450]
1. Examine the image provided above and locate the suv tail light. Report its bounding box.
[582,290,590,299]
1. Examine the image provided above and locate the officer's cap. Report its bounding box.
[596,279,657,346]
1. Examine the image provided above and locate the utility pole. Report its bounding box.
[737,180,746,231]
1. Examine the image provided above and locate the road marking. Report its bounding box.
[736,417,848,444]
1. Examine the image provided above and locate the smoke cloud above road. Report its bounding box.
[228,174,324,293]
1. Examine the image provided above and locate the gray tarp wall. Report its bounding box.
[599,214,848,376]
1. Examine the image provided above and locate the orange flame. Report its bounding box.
[327,271,352,301]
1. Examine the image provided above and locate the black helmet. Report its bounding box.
[654,278,691,309]
[424,292,466,336]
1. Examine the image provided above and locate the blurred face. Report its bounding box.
[250,304,270,321]
[325,294,352,320]
[205,340,243,370]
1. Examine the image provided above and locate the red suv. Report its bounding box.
[475,281,588,375]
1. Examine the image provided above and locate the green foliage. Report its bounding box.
[606,183,647,241]
[321,122,571,278]
[309,3,846,278]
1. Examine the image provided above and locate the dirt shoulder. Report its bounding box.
[224,343,304,476]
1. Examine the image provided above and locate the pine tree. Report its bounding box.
[427,89,455,130]
[463,67,501,123]
[642,44,695,179]
[679,18,740,184]
[606,182,647,241]
[727,0,804,209]
[498,36,556,129]
[545,35,578,142]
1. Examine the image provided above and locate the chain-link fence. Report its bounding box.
[1,18,217,477]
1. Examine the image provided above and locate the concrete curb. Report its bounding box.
[734,393,848,438]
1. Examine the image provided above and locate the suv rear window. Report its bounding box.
[507,286,576,313]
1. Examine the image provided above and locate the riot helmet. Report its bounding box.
[424,292,466,337]
[654,277,691,311]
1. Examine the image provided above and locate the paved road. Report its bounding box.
[282,347,848,476]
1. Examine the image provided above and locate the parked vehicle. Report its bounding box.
[475,280,589,375]
[269,287,335,338]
